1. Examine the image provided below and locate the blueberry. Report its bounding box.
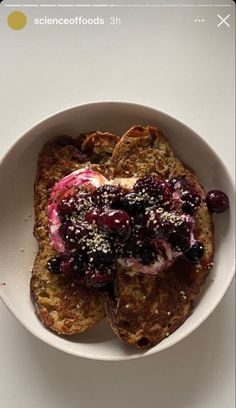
[47,256,61,274]
[184,241,205,263]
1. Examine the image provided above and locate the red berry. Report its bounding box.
[100,209,131,242]
[85,207,101,224]
[206,190,229,213]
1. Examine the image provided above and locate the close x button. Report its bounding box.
[217,14,230,28]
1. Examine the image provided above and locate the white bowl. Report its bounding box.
[0,102,235,361]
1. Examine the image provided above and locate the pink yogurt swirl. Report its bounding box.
[48,168,107,253]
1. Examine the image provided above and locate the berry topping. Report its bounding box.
[59,254,86,276]
[139,245,156,265]
[146,209,175,238]
[85,207,101,224]
[134,175,172,209]
[47,256,61,274]
[133,174,162,197]
[60,256,75,276]
[92,184,125,207]
[48,167,225,285]
[74,254,86,273]
[61,221,90,253]
[180,189,201,214]
[123,225,146,258]
[100,209,131,242]
[57,196,78,218]
[205,190,230,213]
[169,219,192,252]
[122,192,148,214]
[184,241,205,263]
[88,239,117,267]
[85,266,116,288]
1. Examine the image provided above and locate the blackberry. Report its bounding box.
[133,174,162,197]
[181,189,201,214]
[134,175,173,209]
[146,209,184,239]
[92,184,125,207]
[61,221,90,253]
[88,239,117,267]
[121,192,148,214]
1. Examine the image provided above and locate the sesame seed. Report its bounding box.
[142,296,146,300]
[167,311,171,316]
[155,309,159,314]
[166,332,170,337]
[125,304,130,309]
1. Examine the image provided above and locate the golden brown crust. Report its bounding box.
[106,125,214,349]
[31,132,118,334]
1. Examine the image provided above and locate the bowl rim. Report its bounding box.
[0,100,235,361]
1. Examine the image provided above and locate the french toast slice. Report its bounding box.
[106,126,214,348]
[31,132,118,335]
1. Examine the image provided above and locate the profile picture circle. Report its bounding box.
[7,11,27,30]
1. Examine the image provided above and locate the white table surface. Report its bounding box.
[0,1,235,407]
